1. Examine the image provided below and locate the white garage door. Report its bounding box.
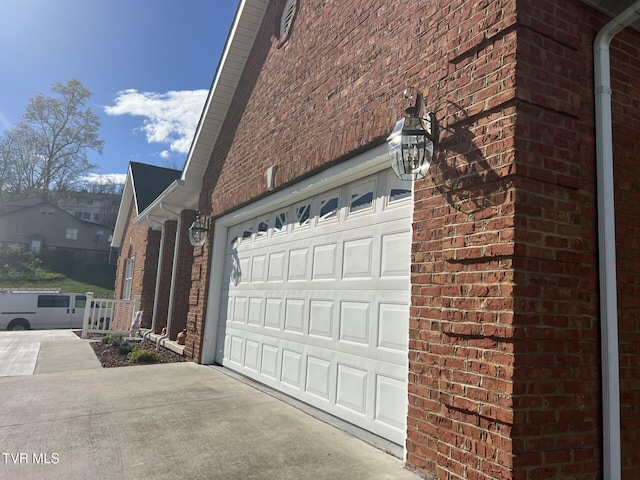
[216,169,412,444]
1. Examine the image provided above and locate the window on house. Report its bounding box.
[123,257,135,300]
[40,207,55,215]
[65,228,78,240]
[14,223,22,235]
[82,212,91,220]
[75,211,83,218]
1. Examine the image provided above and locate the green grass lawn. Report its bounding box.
[0,249,115,298]
[0,278,114,298]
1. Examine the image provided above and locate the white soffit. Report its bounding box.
[111,166,136,248]
[134,180,201,229]
[580,0,640,30]
[182,0,270,190]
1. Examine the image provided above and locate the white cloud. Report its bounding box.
[104,89,208,155]
[159,150,170,159]
[80,173,127,185]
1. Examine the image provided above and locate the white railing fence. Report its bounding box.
[81,292,140,338]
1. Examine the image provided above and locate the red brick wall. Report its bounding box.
[184,211,210,361]
[513,2,640,479]
[153,217,192,341]
[511,2,600,477]
[113,202,160,328]
[609,15,640,480]
[407,1,519,476]
[186,0,640,478]
[153,220,175,334]
[168,211,194,342]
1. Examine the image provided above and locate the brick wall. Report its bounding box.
[609,14,640,480]
[113,202,160,328]
[185,212,210,362]
[513,2,639,479]
[186,0,639,478]
[168,211,194,342]
[153,220,175,334]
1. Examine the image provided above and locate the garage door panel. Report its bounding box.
[261,344,279,379]
[336,363,368,415]
[218,169,410,445]
[281,348,302,388]
[222,324,407,367]
[219,330,407,444]
[305,355,332,401]
[251,255,266,282]
[311,243,338,280]
[288,248,309,281]
[221,290,408,364]
[283,298,305,333]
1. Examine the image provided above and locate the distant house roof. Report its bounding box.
[1,197,45,214]
[130,162,182,213]
[0,199,114,229]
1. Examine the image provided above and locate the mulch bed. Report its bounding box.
[73,331,186,368]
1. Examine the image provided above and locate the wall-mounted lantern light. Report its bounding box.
[387,87,438,181]
[188,211,209,247]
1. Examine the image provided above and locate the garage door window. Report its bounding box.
[257,219,269,239]
[274,212,288,234]
[295,203,311,228]
[319,194,339,221]
[349,180,375,213]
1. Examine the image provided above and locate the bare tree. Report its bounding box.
[0,79,104,203]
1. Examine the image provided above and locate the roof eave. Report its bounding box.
[181,0,270,190]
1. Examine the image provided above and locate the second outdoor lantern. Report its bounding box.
[387,87,438,181]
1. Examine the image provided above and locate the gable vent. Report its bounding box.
[280,0,296,38]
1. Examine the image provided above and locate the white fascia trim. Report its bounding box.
[133,180,200,229]
[111,166,136,248]
[181,0,270,190]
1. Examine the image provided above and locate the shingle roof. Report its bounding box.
[129,162,181,213]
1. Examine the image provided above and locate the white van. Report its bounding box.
[0,293,88,330]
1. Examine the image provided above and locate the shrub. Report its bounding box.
[127,348,158,365]
[116,342,134,355]
[101,334,124,346]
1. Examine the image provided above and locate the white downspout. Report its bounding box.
[155,203,183,350]
[594,3,640,479]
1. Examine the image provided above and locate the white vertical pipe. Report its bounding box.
[593,3,640,479]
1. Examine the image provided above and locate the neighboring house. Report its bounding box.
[0,199,114,258]
[57,191,122,227]
[112,1,640,479]
[111,162,183,331]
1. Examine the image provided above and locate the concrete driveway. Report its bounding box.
[0,331,421,480]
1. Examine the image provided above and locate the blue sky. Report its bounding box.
[0,0,239,185]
